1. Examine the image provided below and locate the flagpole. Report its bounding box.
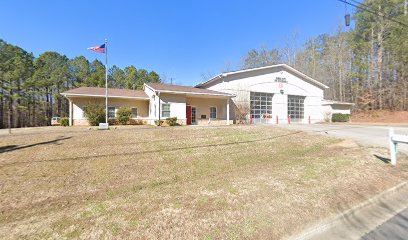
[105,39,108,124]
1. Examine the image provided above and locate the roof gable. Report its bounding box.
[196,64,329,89]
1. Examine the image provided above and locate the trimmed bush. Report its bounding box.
[59,117,69,127]
[129,119,146,125]
[108,119,118,125]
[154,120,164,126]
[332,113,350,122]
[117,107,132,125]
[166,117,178,126]
[84,104,105,126]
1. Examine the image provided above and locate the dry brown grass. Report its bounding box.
[0,125,407,239]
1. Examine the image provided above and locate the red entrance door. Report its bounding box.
[186,105,192,125]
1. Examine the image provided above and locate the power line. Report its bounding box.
[349,0,381,13]
[337,0,408,28]
[350,0,406,19]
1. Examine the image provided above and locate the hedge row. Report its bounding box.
[332,113,350,122]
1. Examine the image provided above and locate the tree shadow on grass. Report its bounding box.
[0,136,72,154]
[0,131,302,167]
[374,154,391,164]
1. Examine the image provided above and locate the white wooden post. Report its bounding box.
[69,99,73,126]
[226,98,230,125]
[389,128,397,165]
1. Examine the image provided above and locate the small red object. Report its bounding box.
[308,116,311,124]
[276,115,279,124]
[288,115,291,124]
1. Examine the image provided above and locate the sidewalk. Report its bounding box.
[288,182,408,240]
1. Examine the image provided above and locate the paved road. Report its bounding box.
[280,124,408,154]
[362,207,408,240]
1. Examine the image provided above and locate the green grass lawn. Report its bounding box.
[0,125,407,239]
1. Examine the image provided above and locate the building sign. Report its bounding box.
[275,77,287,83]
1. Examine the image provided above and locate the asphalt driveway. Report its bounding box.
[279,123,408,154]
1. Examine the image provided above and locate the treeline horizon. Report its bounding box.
[0,39,161,129]
[2,0,408,129]
[239,0,408,112]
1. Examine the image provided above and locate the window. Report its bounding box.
[250,92,273,123]
[161,103,170,118]
[287,95,305,121]
[108,106,116,119]
[210,107,217,119]
[83,106,87,118]
[131,107,138,118]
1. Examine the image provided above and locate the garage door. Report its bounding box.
[250,92,273,124]
[288,95,305,122]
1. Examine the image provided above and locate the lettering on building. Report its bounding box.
[275,77,287,83]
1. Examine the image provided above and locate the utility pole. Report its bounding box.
[8,108,11,134]
[8,88,11,134]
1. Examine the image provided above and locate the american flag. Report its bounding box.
[87,43,105,53]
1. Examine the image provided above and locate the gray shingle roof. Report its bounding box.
[145,83,234,96]
[61,87,149,99]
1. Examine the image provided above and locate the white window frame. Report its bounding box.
[161,103,171,118]
[210,106,217,119]
[108,106,116,119]
[82,105,87,119]
[131,107,138,118]
[191,106,197,124]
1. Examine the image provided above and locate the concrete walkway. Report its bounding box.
[289,183,408,240]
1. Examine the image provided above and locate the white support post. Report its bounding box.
[226,98,230,125]
[69,99,73,126]
[389,128,397,165]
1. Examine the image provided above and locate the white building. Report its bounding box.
[62,64,352,126]
[197,64,352,124]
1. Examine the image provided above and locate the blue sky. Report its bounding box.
[0,0,349,86]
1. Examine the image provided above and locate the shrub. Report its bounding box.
[323,112,331,123]
[59,117,69,127]
[129,119,146,125]
[235,103,250,124]
[108,119,118,125]
[332,113,350,122]
[166,117,178,126]
[84,104,105,126]
[116,107,132,125]
[154,120,164,126]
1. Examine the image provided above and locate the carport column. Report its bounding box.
[69,99,73,126]
[226,98,230,125]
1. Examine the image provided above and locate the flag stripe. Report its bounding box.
[88,43,105,53]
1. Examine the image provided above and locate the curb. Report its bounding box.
[287,181,408,240]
